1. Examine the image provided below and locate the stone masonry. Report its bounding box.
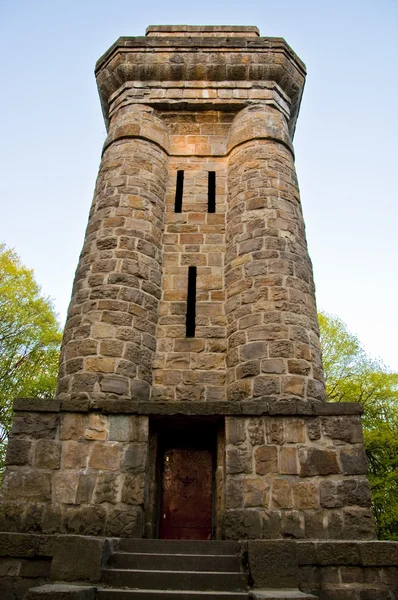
[2,27,397,600]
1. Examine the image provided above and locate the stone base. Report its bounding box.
[1,533,397,599]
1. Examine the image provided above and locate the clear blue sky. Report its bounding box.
[1,0,397,369]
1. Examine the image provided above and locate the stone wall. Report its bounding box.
[57,105,169,408]
[225,414,375,540]
[0,403,149,538]
[225,105,324,404]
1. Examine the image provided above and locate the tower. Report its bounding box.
[2,26,397,600]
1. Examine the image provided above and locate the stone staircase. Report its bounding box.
[96,539,249,599]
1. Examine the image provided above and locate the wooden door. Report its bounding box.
[159,448,213,540]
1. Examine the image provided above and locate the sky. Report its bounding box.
[1,0,397,369]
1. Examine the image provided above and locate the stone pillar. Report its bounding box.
[225,105,324,404]
[57,105,169,407]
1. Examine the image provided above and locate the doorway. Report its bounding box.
[152,417,220,540]
[159,447,212,540]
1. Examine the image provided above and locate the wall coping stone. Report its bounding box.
[146,25,260,37]
[12,398,363,416]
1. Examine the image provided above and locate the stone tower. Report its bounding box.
[3,25,397,600]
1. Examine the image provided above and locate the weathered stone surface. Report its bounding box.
[320,479,372,509]
[109,415,130,441]
[255,446,277,475]
[299,448,340,477]
[2,472,51,502]
[106,506,144,537]
[247,540,299,588]
[224,509,263,539]
[339,446,368,475]
[5,439,32,466]
[89,443,120,470]
[53,472,78,505]
[51,535,109,582]
[226,447,252,474]
[272,479,293,509]
[280,447,298,474]
[34,441,61,469]
[94,473,120,504]
[11,413,59,438]
[63,441,89,469]
[26,584,96,600]
[293,482,319,510]
[121,473,146,505]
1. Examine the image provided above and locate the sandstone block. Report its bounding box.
[3,471,51,502]
[122,443,147,472]
[34,440,61,469]
[226,477,244,509]
[253,375,281,397]
[76,474,97,504]
[95,472,120,504]
[224,509,263,540]
[247,539,299,588]
[320,479,372,508]
[260,358,285,374]
[244,478,269,508]
[272,479,293,508]
[100,375,129,395]
[84,414,108,441]
[255,445,277,475]
[121,473,146,505]
[63,441,89,469]
[284,418,306,443]
[109,415,130,441]
[339,446,368,475]
[53,472,79,504]
[247,418,265,446]
[282,510,304,539]
[60,414,85,440]
[299,447,340,477]
[106,506,144,538]
[280,446,298,474]
[293,481,319,509]
[226,418,246,445]
[51,535,109,582]
[5,438,32,466]
[89,443,120,470]
[226,447,252,474]
[240,341,267,361]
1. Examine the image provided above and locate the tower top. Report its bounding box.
[145,25,260,37]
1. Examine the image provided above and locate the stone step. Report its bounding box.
[26,584,96,599]
[249,591,317,600]
[102,568,247,592]
[97,590,248,600]
[117,539,240,556]
[110,552,241,572]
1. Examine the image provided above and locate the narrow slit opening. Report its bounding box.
[175,170,184,213]
[208,171,216,213]
[186,266,197,338]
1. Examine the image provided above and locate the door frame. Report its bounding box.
[150,416,221,539]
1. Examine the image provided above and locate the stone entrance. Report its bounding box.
[1,24,397,600]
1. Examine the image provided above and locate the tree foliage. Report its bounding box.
[319,311,398,539]
[0,244,62,471]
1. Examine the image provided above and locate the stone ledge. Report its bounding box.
[12,398,364,417]
[0,532,53,557]
[296,540,398,566]
[13,398,61,412]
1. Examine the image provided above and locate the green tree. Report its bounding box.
[0,244,62,473]
[319,311,398,539]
